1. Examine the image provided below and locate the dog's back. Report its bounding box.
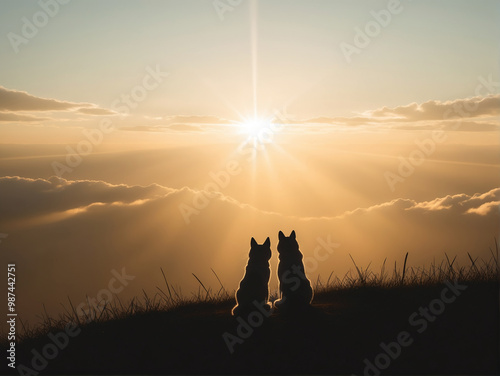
[274,230,313,311]
[232,237,272,317]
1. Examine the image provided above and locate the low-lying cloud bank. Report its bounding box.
[2,85,498,134]
[1,176,497,226]
[304,95,500,131]
[0,86,115,123]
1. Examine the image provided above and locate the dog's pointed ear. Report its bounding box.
[290,230,296,239]
[278,231,285,241]
[264,237,271,247]
[251,237,258,247]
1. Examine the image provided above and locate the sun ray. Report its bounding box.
[250,0,259,120]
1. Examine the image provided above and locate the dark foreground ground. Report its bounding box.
[4,280,499,375]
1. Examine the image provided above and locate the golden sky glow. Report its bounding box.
[0,0,499,326]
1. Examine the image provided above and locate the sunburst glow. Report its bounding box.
[238,116,273,139]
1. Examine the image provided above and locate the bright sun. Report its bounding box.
[239,116,273,138]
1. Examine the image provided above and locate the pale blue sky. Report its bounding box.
[0,0,498,119]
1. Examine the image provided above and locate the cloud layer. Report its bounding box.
[120,115,235,133]
[305,95,500,131]
[0,86,115,122]
[0,176,169,223]
[0,86,90,112]
[370,95,500,121]
[1,85,497,134]
[0,112,48,122]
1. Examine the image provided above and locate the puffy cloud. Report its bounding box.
[340,188,500,217]
[335,198,415,218]
[0,86,90,112]
[467,201,500,215]
[303,95,500,130]
[410,189,500,214]
[2,176,498,234]
[411,193,472,211]
[0,176,170,224]
[392,121,500,132]
[370,95,500,121]
[0,86,115,123]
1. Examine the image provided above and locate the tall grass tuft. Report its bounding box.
[315,244,499,293]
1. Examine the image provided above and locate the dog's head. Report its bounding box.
[277,230,299,254]
[249,237,272,261]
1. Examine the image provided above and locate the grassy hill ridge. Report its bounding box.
[3,254,499,375]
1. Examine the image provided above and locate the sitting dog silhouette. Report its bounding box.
[274,230,313,311]
[232,237,272,317]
